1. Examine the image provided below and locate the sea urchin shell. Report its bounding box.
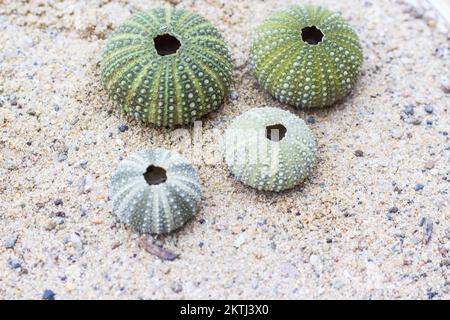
[109,149,202,234]
[250,5,363,108]
[101,7,233,127]
[224,107,317,192]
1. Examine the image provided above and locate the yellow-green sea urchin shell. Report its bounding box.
[224,107,317,192]
[109,149,202,234]
[101,8,233,127]
[250,5,363,108]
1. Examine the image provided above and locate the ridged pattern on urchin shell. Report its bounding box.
[101,7,233,127]
[250,5,363,108]
[109,149,202,234]
[224,107,317,192]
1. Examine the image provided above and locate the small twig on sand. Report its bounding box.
[141,238,180,261]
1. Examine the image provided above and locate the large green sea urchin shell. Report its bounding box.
[109,149,202,234]
[101,8,233,127]
[224,107,317,192]
[250,5,363,108]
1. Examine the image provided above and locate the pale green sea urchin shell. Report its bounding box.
[109,149,202,234]
[224,107,317,192]
[250,5,363,108]
[101,7,233,127]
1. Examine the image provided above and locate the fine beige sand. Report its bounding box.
[1,0,449,299]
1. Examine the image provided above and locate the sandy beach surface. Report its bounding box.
[1,0,449,299]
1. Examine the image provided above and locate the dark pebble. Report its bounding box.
[389,207,399,213]
[54,199,63,206]
[42,289,56,300]
[326,238,333,243]
[403,104,414,116]
[26,141,32,146]
[198,218,206,224]
[424,105,434,114]
[53,104,60,112]
[79,160,88,169]
[8,258,22,269]
[118,124,128,133]
[198,242,204,248]
[427,289,438,300]
[414,184,425,191]
[10,95,17,106]
[306,116,315,124]
[80,207,87,217]
[354,150,364,157]
[426,120,433,125]
[55,211,65,217]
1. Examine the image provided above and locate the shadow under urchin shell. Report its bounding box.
[109,149,202,234]
[224,107,317,192]
[250,5,363,109]
[101,7,233,127]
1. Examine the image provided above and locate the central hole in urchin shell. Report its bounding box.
[153,34,181,56]
[144,165,167,185]
[301,26,324,45]
[266,124,287,142]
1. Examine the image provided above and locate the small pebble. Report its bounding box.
[0,96,6,107]
[412,118,422,126]
[55,211,65,217]
[414,184,424,191]
[45,221,57,231]
[309,254,321,266]
[80,207,87,217]
[8,258,22,270]
[53,104,60,112]
[354,150,364,157]
[423,219,433,245]
[64,233,82,248]
[229,91,240,101]
[118,124,128,133]
[403,104,414,116]
[42,289,56,300]
[111,241,122,250]
[10,95,17,106]
[427,290,438,300]
[57,154,67,162]
[426,120,433,125]
[424,105,433,114]
[424,160,435,170]
[306,116,315,124]
[234,234,247,248]
[171,282,183,294]
[54,199,63,206]
[441,78,450,93]
[389,207,399,214]
[79,160,88,169]
[3,234,18,249]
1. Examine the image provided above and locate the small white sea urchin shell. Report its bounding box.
[109,149,202,234]
[224,107,317,192]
